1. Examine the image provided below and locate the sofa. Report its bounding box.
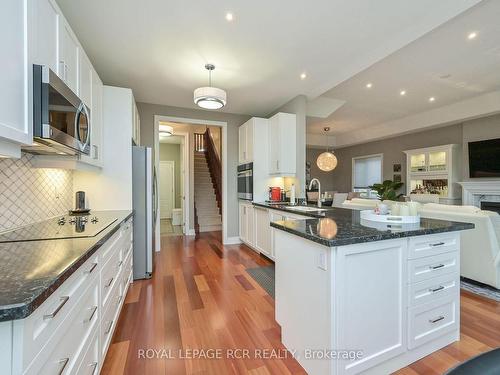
[419,203,500,289]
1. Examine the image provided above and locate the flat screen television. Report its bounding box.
[468,138,500,178]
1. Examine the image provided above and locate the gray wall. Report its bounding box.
[306,123,463,192]
[137,102,250,238]
[268,95,307,197]
[159,143,181,208]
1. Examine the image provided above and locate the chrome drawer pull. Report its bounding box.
[118,260,123,267]
[430,241,445,247]
[117,294,123,304]
[105,277,114,288]
[429,264,445,270]
[57,358,69,375]
[84,305,98,323]
[44,296,69,320]
[429,286,445,293]
[89,361,98,375]
[84,262,98,274]
[105,320,114,334]
[429,316,445,324]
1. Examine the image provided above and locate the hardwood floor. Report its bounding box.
[102,232,500,375]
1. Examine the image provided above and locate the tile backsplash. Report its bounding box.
[0,153,73,232]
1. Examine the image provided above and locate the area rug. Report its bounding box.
[246,265,275,298]
[461,278,500,302]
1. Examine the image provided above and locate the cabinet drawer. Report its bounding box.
[408,251,458,283]
[75,328,99,375]
[408,233,459,259]
[100,279,123,358]
[30,278,99,375]
[100,229,122,265]
[20,253,99,366]
[408,273,459,307]
[408,296,458,349]
[101,249,122,311]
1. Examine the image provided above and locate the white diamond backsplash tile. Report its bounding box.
[0,153,73,232]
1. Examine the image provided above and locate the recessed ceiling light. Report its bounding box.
[429,97,436,102]
[365,83,373,89]
[300,73,307,80]
[467,31,477,40]
[225,12,233,21]
[400,90,406,96]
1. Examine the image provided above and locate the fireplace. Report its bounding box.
[481,201,500,214]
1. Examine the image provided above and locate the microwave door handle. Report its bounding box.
[75,103,91,151]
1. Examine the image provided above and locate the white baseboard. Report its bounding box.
[185,229,196,236]
[224,236,242,245]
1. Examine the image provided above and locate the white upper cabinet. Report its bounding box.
[30,0,59,73]
[132,100,140,145]
[79,52,93,107]
[91,69,103,165]
[238,119,254,165]
[268,112,296,176]
[58,18,79,94]
[0,0,31,157]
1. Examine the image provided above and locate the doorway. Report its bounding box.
[158,134,184,236]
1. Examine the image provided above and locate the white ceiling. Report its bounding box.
[56,0,480,116]
[308,0,500,136]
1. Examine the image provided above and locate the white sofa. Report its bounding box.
[419,203,500,289]
[342,198,380,210]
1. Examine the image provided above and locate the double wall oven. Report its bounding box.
[237,162,253,200]
[24,64,91,155]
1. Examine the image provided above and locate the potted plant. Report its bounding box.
[369,180,404,201]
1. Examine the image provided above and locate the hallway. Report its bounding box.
[102,233,500,375]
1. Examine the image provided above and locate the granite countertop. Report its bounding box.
[0,210,133,321]
[254,202,474,247]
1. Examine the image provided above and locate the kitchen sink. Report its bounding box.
[286,206,327,212]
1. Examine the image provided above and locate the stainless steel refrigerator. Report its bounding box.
[132,146,157,279]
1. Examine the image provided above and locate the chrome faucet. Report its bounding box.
[308,178,322,208]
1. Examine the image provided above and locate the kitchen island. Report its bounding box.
[269,206,473,375]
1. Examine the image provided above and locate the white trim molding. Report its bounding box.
[224,236,242,245]
[458,181,500,207]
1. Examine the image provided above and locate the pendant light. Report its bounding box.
[194,64,227,110]
[316,127,338,172]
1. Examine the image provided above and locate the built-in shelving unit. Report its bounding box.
[404,144,462,205]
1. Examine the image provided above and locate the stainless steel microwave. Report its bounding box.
[25,64,91,156]
[237,162,253,200]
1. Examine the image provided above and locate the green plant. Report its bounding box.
[369,180,404,201]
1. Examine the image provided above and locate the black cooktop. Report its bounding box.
[0,213,118,243]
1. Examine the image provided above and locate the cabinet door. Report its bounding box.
[90,69,103,164]
[246,205,255,247]
[335,240,406,374]
[254,207,272,257]
[239,203,247,242]
[268,116,280,173]
[238,124,246,164]
[0,0,31,147]
[79,53,92,107]
[58,19,79,93]
[30,0,59,72]
[245,120,253,163]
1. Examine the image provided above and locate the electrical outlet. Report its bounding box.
[54,187,60,199]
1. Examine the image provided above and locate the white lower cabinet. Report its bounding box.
[7,218,133,375]
[254,206,272,258]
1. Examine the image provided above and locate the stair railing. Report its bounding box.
[203,128,222,215]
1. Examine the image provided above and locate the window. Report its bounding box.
[352,154,383,198]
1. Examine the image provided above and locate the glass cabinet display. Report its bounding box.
[410,153,426,172]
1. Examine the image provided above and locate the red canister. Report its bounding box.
[270,187,282,201]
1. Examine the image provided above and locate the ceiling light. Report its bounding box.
[429,97,436,102]
[159,124,173,136]
[194,64,227,110]
[316,127,337,172]
[300,73,307,80]
[400,90,406,96]
[365,83,372,89]
[225,12,233,21]
[467,31,477,40]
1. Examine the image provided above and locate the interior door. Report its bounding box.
[159,161,175,219]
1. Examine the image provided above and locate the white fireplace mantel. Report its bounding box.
[458,181,500,206]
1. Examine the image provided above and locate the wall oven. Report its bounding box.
[25,64,91,155]
[237,162,253,200]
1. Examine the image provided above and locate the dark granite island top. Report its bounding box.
[257,203,475,247]
[0,210,133,321]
